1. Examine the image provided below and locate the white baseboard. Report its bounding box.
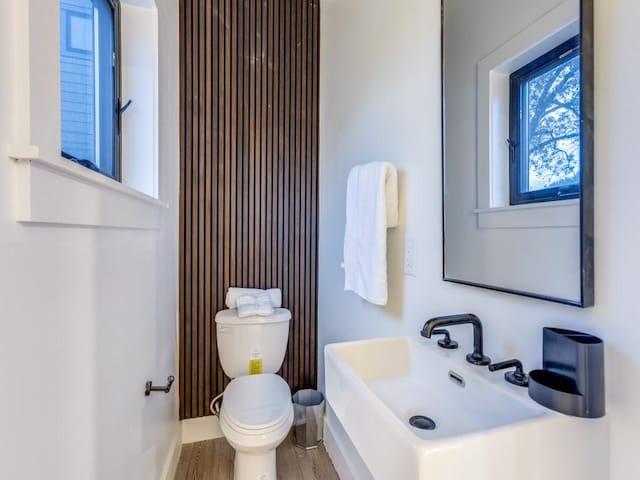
[181,415,224,444]
[161,435,183,480]
[324,405,373,480]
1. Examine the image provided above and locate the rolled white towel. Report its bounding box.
[236,293,275,318]
[226,287,282,308]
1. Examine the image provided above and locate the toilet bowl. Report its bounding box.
[214,307,293,480]
[219,374,293,480]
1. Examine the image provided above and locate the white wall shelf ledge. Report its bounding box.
[9,147,167,230]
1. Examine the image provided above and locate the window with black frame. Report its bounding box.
[60,0,121,179]
[509,36,581,205]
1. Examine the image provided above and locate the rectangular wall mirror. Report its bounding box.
[442,0,594,306]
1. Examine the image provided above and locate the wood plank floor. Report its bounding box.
[174,433,339,480]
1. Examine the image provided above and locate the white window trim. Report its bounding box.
[9,145,166,229]
[474,198,579,230]
[7,0,162,229]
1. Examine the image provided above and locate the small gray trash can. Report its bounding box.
[292,389,325,449]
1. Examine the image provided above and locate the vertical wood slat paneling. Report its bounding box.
[179,0,320,420]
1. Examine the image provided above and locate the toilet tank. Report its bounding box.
[215,308,291,378]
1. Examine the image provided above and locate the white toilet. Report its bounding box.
[215,307,293,480]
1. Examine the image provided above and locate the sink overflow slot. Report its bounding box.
[448,370,465,387]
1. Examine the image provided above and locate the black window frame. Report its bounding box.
[60,0,122,181]
[509,35,581,206]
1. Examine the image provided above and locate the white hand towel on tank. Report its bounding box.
[225,287,282,308]
[343,161,398,305]
[236,293,275,318]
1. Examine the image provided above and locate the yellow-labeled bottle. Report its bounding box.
[249,349,263,375]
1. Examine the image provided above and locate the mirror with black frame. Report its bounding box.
[442,0,593,306]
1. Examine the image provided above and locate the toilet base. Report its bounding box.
[234,449,276,480]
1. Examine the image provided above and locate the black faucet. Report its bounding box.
[431,329,458,349]
[488,359,529,387]
[420,313,491,366]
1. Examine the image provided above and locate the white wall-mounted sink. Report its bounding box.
[325,336,608,480]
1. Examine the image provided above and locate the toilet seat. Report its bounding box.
[220,374,293,436]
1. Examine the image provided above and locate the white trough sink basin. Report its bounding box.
[325,336,608,480]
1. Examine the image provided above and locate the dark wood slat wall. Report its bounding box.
[179,0,320,420]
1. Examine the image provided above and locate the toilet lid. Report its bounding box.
[222,374,292,431]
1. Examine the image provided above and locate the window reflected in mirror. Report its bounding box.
[509,36,581,205]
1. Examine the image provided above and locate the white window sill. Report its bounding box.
[474,198,579,229]
[9,145,167,229]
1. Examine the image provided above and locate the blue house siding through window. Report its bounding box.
[60,0,118,178]
[60,0,97,164]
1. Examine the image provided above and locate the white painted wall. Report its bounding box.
[318,0,639,478]
[0,0,180,479]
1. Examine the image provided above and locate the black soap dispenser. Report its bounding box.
[528,327,605,418]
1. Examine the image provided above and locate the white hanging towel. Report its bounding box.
[343,161,398,305]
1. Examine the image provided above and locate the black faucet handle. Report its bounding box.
[431,329,458,350]
[488,359,529,387]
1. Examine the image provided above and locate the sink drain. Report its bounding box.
[408,415,436,430]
